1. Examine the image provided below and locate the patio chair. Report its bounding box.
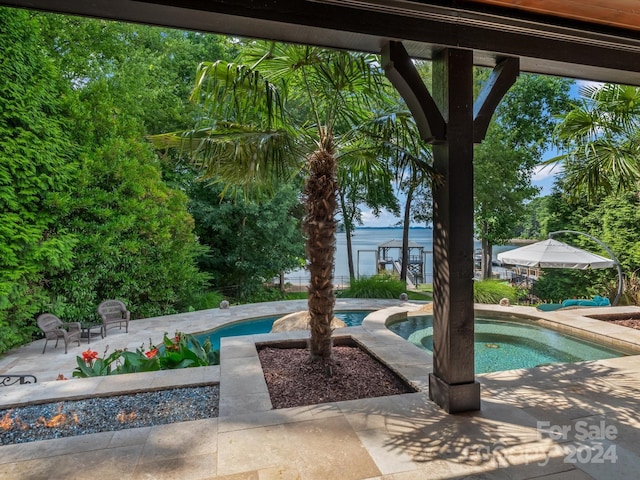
[36,313,81,354]
[97,300,130,337]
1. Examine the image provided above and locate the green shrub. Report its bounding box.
[337,274,407,299]
[182,290,225,312]
[473,279,519,304]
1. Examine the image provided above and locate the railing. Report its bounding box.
[1,374,37,387]
[392,261,417,286]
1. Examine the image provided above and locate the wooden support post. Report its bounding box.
[383,42,518,413]
[429,48,479,413]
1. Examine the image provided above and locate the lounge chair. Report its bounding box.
[536,295,611,312]
[37,313,81,354]
[97,300,130,336]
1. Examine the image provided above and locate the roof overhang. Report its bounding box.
[2,0,640,85]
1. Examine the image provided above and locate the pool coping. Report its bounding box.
[3,301,640,412]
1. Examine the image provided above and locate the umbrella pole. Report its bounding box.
[549,230,623,306]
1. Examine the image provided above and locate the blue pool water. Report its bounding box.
[196,311,371,350]
[388,315,626,374]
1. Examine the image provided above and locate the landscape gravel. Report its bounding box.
[0,385,219,445]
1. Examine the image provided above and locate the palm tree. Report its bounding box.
[150,42,396,366]
[552,83,640,199]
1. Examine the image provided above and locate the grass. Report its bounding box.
[474,279,519,304]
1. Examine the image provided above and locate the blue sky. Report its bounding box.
[359,79,598,227]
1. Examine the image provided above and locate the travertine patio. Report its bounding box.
[2,299,640,480]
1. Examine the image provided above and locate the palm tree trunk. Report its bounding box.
[305,149,337,363]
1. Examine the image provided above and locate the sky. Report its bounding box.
[359,79,598,228]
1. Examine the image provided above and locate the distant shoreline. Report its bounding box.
[507,238,538,245]
[343,226,431,231]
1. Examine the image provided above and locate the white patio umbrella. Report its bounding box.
[497,230,622,305]
[497,238,615,269]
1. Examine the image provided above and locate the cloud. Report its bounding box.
[573,79,605,97]
[360,210,400,227]
[532,163,562,181]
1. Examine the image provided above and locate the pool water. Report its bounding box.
[388,315,626,374]
[196,311,371,350]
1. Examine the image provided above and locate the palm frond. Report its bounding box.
[148,124,299,192]
[190,60,285,130]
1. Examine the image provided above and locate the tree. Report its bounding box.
[552,83,640,200]
[361,107,436,282]
[474,128,539,278]
[151,42,396,366]
[337,143,399,280]
[474,72,573,278]
[514,196,549,239]
[0,8,77,352]
[35,13,218,319]
[187,176,305,299]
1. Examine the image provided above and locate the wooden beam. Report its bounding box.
[382,41,446,143]
[473,57,520,143]
[3,0,640,85]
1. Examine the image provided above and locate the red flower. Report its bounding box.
[82,349,98,364]
[145,348,158,359]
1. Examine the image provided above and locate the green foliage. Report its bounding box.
[532,270,601,304]
[474,129,540,246]
[182,290,225,312]
[46,141,211,321]
[552,83,640,200]
[473,72,572,279]
[72,332,219,378]
[36,14,217,322]
[473,280,520,304]
[0,8,78,351]
[188,179,305,301]
[337,274,407,299]
[0,12,238,354]
[158,332,219,369]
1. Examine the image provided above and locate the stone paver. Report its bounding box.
[2,300,640,479]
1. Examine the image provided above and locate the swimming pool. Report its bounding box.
[387,315,626,374]
[196,311,371,350]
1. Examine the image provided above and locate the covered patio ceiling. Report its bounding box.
[2,0,640,85]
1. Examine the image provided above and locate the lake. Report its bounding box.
[284,227,517,285]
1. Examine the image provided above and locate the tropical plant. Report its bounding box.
[72,332,218,378]
[150,42,407,367]
[551,83,640,200]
